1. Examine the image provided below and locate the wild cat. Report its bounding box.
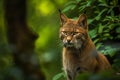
[59,12,111,80]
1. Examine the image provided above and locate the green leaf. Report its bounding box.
[95,16,100,21]
[78,5,86,12]
[64,1,76,7]
[103,29,110,32]
[79,1,87,5]
[86,0,93,7]
[105,16,114,21]
[107,24,114,29]
[103,33,110,37]
[63,4,76,12]
[102,46,120,57]
[96,43,102,49]
[76,0,81,3]
[53,72,65,80]
[88,19,95,24]
[107,7,114,14]
[98,3,108,7]
[89,28,97,39]
[93,38,99,44]
[116,27,120,33]
[71,5,76,10]
[78,1,87,12]
[110,10,114,17]
[105,46,111,50]
[98,23,104,33]
[95,8,107,20]
[99,0,107,4]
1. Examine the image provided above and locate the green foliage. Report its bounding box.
[52,71,66,80]
[101,46,119,57]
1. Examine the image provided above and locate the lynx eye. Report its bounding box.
[72,32,79,35]
[61,31,67,35]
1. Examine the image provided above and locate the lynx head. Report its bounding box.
[59,12,88,49]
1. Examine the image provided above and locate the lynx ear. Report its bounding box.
[59,10,68,26]
[77,14,87,29]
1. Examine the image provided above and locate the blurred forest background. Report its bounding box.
[0,0,120,80]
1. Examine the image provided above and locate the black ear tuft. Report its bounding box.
[58,9,61,13]
[59,10,68,27]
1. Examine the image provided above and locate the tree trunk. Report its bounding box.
[4,0,45,80]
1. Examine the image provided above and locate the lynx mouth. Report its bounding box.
[64,43,74,48]
[63,42,82,49]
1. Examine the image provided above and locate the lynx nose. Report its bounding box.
[67,40,71,43]
[63,36,74,47]
[66,36,72,43]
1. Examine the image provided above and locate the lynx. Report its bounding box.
[59,12,112,80]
